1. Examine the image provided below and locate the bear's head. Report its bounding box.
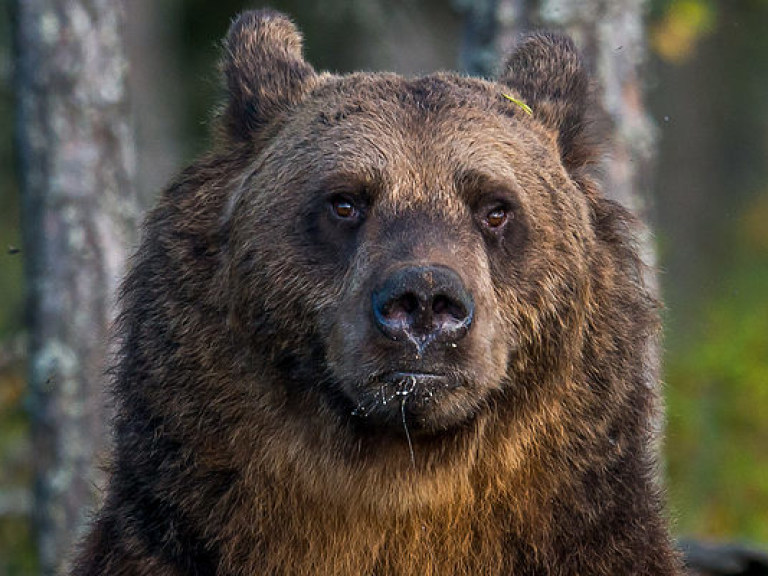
[214,10,609,435]
[85,13,682,574]
[123,10,655,513]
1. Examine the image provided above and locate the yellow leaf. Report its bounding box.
[502,93,533,116]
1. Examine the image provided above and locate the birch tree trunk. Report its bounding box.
[13,1,137,573]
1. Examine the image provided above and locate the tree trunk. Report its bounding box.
[13,1,137,573]
[489,0,660,444]
[508,0,661,400]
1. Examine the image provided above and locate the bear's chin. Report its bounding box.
[344,371,485,436]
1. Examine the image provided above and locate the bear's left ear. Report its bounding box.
[499,33,591,169]
[221,10,316,142]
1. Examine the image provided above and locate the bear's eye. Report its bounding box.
[329,197,360,221]
[484,207,510,229]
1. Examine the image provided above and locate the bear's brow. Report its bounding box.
[315,170,385,199]
[454,169,518,204]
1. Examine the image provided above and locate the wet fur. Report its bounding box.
[72,10,683,576]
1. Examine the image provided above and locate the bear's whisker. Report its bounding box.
[401,398,416,469]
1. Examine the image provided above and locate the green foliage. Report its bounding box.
[0,517,37,576]
[0,361,36,575]
[665,191,768,541]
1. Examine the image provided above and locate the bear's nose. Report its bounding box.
[372,265,474,349]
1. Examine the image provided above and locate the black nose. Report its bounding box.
[372,265,474,349]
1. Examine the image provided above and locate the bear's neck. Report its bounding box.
[209,414,560,576]
[216,479,520,576]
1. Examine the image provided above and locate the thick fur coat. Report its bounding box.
[72,10,683,575]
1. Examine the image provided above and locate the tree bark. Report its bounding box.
[13,1,137,573]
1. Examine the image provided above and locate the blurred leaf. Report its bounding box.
[651,0,716,63]
[741,190,768,252]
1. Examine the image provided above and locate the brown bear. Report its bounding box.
[72,9,683,576]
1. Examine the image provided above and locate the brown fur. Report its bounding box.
[72,10,683,575]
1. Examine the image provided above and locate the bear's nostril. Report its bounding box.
[432,294,465,321]
[432,294,449,316]
[380,292,419,327]
[399,293,419,315]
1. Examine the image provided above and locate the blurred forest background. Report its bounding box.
[1,0,767,573]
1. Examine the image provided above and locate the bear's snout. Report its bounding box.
[371,264,474,353]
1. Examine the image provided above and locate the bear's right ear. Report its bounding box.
[221,10,316,142]
[498,33,591,170]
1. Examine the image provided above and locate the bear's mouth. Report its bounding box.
[348,369,471,433]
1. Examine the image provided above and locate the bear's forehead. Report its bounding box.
[267,74,558,204]
[299,74,551,163]
[243,73,566,216]
[309,73,508,127]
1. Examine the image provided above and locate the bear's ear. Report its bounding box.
[221,10,316,142]
[499,33,591,169]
